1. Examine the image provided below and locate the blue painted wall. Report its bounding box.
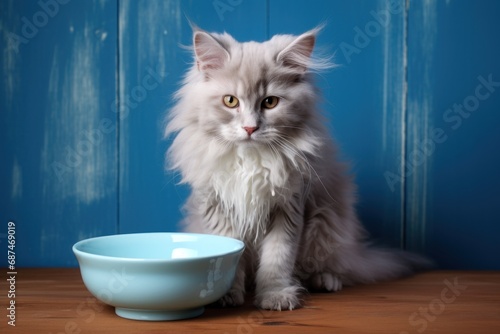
[1,0,499,269]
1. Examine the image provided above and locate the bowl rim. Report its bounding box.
[72,232,245,263]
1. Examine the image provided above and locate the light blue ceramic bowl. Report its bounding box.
[72,232,245,321]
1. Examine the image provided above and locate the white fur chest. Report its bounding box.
[210,145,290,240]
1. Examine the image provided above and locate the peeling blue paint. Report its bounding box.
[1,0,499,269]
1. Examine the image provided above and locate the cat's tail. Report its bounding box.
[340,246,433,286]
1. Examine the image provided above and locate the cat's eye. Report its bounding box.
[223,95,239,108]
[262,96,279,109]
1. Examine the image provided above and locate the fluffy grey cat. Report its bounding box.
[165,27,429,311]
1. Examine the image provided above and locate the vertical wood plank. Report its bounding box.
[0,0,118,266]
[406,0,500,268]
[406,0,437,257]
[269,0,407,248]
[117,0,183,234]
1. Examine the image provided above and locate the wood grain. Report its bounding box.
[2,269,499,333]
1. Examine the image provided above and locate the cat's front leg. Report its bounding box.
[255,202,304,311]
[217,254,246,307]
[202,199,247,307]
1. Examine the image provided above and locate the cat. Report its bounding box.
[165,27,430,311]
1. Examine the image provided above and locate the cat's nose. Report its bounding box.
[243,126,259,136]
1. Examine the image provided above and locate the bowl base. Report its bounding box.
[115,306,204,321]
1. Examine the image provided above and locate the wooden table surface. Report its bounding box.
[1,269,499,333]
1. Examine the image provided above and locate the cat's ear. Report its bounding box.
[193,31,230,72]
[277,30,316,72]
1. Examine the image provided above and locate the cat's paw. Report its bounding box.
[255,285,302,311]
[217,288,245,307]
[309,272,343,292]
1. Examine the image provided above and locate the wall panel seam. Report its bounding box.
[401,0,410,249]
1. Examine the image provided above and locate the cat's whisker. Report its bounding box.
[272,126,332,140]
[274,136,338,206]
[213,134,234,152]
[272,125,307,130]
[263,126,331,143]
[270,137,311,194]
[266,142,293,195]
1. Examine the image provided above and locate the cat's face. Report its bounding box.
[190,30,319,148]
